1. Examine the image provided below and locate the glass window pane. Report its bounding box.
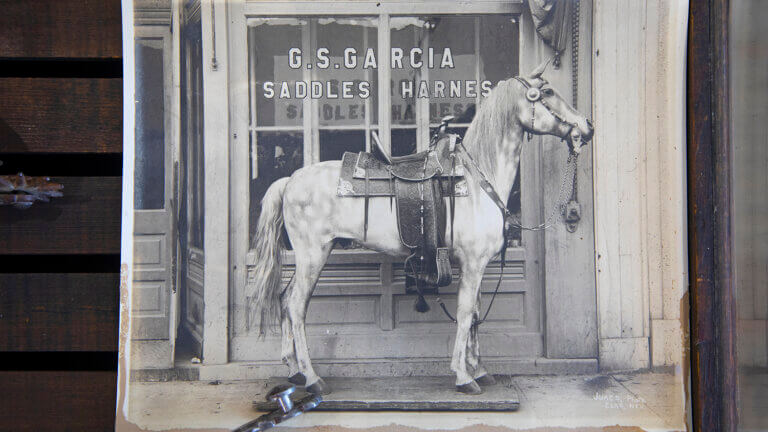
[479,15,519,84]
[314,18,378,127]
[249,19,304,127]
[134,38,165,210]
[249,132,304,245]
[391,128,417,156]
[388,15,519,128]
[427,16,477,124]
[390,19,423,126]
[319,130,365,161]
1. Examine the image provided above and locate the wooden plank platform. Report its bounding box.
[253,376,520,412]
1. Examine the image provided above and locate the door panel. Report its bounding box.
[131,27,175,368]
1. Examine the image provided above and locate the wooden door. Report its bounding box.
[131,26,175,368]
[177,4,206,356]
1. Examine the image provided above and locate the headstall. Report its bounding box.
[513,76,583,152]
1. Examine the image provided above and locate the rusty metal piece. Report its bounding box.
[234,384,322,432]
[564,200,581,233]
[0,172,64,209]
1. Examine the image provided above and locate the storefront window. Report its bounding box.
[246,14,521,246]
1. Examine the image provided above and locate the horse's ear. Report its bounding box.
[528,57,553,79]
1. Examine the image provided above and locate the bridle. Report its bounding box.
[435,76,588,327]
[433,76,593,327]
[513,76,584,153]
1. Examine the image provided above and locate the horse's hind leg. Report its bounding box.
[286,241,333,394]
[279,279,304,385]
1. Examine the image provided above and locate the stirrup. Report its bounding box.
[410,248,453,288]
[433,248,452,287]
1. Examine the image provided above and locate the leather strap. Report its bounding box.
[455,141,511,229]
[364,170,369,241]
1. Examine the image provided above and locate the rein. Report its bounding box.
[439,141,578,327]
[435,82,583,326]
[457,139,579,233]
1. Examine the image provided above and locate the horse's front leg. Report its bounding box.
[466,289,496,386]
[451,261,485,394]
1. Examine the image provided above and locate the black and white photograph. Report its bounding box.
[119,0,690,430]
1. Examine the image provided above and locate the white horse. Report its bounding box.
[248,60,594,395]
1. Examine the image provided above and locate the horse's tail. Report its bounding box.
[247,177,290,335]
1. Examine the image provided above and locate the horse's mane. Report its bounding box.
[462,78,521,185]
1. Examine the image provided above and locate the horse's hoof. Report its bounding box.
[306,378,331,395]
[475,374,497,386]
[288,373,307,386]
[456,380,484,395]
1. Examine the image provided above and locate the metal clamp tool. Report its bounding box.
[233,384,322,432]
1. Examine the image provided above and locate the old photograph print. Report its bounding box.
[121,1,690,430]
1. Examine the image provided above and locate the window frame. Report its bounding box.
[228,0,530,261]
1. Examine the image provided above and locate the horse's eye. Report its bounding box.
[542,88,554,96]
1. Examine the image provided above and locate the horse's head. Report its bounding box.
[512,59,594,154]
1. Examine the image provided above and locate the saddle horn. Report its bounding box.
[528,57,553,79]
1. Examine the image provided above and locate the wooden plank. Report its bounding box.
[0,177,121,254]
[644,0,664,323]
[540,0,597,359]
[0,273,118,351]
[658,0,690,324]
[593,0,622,340]
[688,0,737,430]
[615,0,646,340]
[0,78,122,153]
[377,13,392,156]
[253,376,519,412]
[0,371,117,432]
[0,0,121,58]
[201,0,230,365]
[518,8,545,342]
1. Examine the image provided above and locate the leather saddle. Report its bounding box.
[337,119,468,311]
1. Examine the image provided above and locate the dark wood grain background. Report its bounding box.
[0,0,122,430]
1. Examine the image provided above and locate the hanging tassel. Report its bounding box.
[415,295,430,313]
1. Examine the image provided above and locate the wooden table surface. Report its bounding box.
[0,1,122,430]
